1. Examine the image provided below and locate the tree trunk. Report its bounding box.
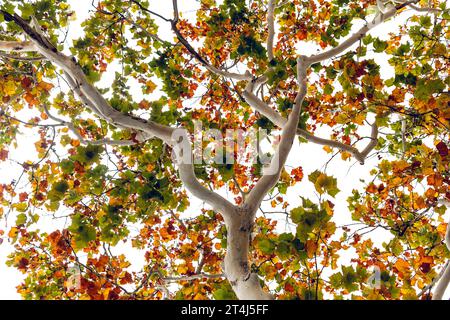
[432,212,450,300]
[223,206,272,300]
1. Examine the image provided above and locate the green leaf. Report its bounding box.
[213,282,237,300]
[291,207,305,224]
[257,238,275,254]
[419,15,432,28]
[13,203,28,213]
[308,170,340,197]
[342,266,359,292]
[276,241,291,259]
[16,213,27,225]
[74,144,103,165]
[414,79,445,100]
[373,38,387,53]
[53,180,69,194]
[324,84,334,95]
[60,159,74,174]
[69,214,97,249]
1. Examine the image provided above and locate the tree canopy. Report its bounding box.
[0,0,449,300]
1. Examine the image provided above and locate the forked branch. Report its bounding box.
[242,85,379,164]
[245,57,308,210]
[0,10,236,217]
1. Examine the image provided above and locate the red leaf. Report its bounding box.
[20,77,32,89]
[419,263,431,274]
[17,257,29,271]
[291,167,304,182]
[436,142,448,157]
[19,192,28,202]
[284,282,295,293]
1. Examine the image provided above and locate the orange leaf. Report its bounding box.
[24,93,38,106]
[8,227,18,238]
[19,192,28,202]
[291,167,304,182]
[305,240,318,259]
[394,258,410,278]
[38,81,54,92]
[71,139,81,147]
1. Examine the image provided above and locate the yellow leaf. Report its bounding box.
[393,160,409,172]
[103,288,111,300]
[341,151,351,161]
[323,145,332,153]
[3,80,17,96]
[353,113,366,125]
[177,264,188,274]
[280,169,290,183]
[145,80,157,94]
[437,223,448,238]
[8,227,18,238]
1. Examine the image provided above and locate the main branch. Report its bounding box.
[242,87,379,164]
[245,57,308,211]
[0,10,236,219]
[308,0,419,64]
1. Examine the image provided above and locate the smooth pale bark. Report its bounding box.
[432,214,450,300]
[245,57,308,210]
[223,206,272,300]
[433,264,450,300]
[223,56,309,300]
[172,129,236,214]
[377,0,395,14]
[408,3,441,13]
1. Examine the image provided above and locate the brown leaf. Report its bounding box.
[0,149,8,161]
[436,141,448,157]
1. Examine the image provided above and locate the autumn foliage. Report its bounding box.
[0,0,449,300]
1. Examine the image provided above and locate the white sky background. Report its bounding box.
[0,0,448,299]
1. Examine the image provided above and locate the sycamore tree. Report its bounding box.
[0,0,449,300]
